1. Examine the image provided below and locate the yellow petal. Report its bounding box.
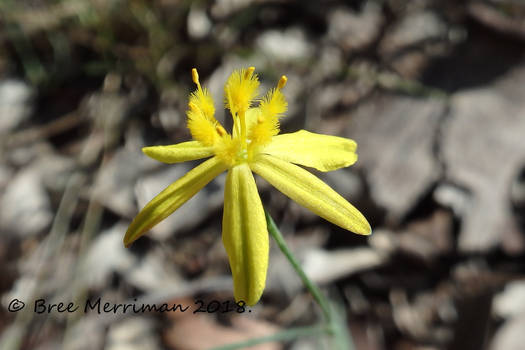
[142,141,214,164]
[124,157,227,247]
[262,130,358,172]
[251,154,371,235]
[222,164,268,306]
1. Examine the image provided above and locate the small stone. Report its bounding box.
[187,6,212,39]
[434,184,471,217]
[322,168,363,201]
[302,247,385,285]
[211,0,256,19]
[107,317,161,350]
[493,281,525,319]
[124,249,182,292]
[0,168,52,237]
[0,164,13,190]
[80,223,136,289]
[327,3,383,52]
[0,79,33,133]
[379,11,448,56]
[398,210,454,260]
[345,95,446,222]
[62,317,105,350]
[490,314,525,350]
[368,229,398,255]
[94,148,152,217]
[256,28,313,62]
[442,64,525,252]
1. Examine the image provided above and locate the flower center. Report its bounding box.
[188,67,288,167]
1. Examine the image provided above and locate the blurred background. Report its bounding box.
[1,0,525,349]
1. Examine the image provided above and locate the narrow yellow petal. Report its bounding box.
[142,141,214,164]
[262,130,358,172]
[124,157,227,247]
[251,154,371,235]
[222,164,268,306]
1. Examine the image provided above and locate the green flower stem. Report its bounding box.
[265,210,332,322]
[209,324,328,350]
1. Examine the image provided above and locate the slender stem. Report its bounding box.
[238,110,247,150]
[265,211,332,322]
[209,324,328,350]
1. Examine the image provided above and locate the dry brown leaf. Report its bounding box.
[164,311,282,350]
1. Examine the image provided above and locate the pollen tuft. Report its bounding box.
[249,115,279,147]
[187,87,218,146]
[224,68,260,115]
[259,88,287,119]
[189,87,215,118]
[187,69,224,146]
[248,87,288,147]
[187,108,218,146]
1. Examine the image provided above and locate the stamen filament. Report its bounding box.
[239,110,247,150]
[239,67,255,150]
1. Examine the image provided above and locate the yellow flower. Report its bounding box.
[124,67,371,305]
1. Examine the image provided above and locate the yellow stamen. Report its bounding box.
[216,125,227,136]
[224,67,259,117]
[277,75,287,90]
[244,67,255,80]
[192,68,200,87]
[239,110,247,150]
[247,76,288,147]
[188,101,198,112]
[236,69,256,151]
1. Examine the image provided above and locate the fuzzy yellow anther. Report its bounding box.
[188,101,198,112]
[192,68,200,86]
[277,75,287,89]
[244,67,256,80]
[216,125,227,136]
